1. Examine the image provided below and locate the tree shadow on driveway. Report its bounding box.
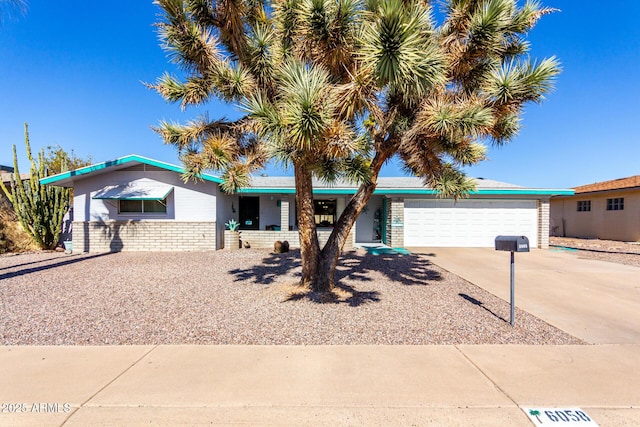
[229,249,443,306]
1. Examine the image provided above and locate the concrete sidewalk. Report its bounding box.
[1,345,639,426]
[410,247,640,344]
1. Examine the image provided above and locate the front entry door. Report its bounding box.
[239,196,260,230]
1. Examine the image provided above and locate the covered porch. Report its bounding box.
[221,193,386,249]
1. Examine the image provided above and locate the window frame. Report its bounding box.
[118,198,168,215]
[606,197,624,211]
[576,200,591,212]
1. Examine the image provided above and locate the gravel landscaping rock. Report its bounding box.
[550,237,640,268]
[0,249,583,345]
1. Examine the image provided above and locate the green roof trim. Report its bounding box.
[40,154,223,185]
[40,154,574,197]
[237,187,575,196]
[379,189,574,196]
[236,188,355,194]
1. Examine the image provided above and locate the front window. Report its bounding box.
[606,198,624,211]
[119,198,167,214]
[314,200,336,227]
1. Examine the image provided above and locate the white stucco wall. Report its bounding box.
[73,170,218,222]
[259,195,282,228]
[355,196,383,243]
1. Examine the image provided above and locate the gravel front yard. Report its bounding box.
[0,249,582,345]
[550,237,640,268]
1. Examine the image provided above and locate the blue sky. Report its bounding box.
[1,1,638,189]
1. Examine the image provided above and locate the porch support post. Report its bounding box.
[386,197,405,248]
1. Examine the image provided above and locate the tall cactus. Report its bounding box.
[0,124,69,250]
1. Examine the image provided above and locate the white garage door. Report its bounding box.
[404,199,538,247]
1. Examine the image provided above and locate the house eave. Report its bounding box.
[236,187,575,196]
[39,154,224,187]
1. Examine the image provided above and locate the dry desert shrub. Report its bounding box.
[0,204,39,253]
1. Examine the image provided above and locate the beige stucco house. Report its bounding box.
[550,175,640,242]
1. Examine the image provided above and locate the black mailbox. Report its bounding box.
[495,235,529,252]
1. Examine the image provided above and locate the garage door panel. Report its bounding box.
[404,199,537,247]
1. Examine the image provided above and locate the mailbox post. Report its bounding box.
[494,236,530,326]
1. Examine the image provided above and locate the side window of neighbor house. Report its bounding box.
[606,198,624,211]
[577,200,591,212]
[119,199,167,214]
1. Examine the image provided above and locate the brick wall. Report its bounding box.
[385,197,404,248]
[237,229,355,250]
[72,221,216,252]
[538,199,550,249]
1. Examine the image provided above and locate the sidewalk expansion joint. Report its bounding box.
[453,345,519,409]
[60,345,159,426]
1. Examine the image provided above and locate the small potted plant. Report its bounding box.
[224,219,240,250]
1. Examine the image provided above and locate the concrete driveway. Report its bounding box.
[408,247,640,344]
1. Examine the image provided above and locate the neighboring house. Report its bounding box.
[0,170,30,208]
[550,175,640,242]
[41,154,573,252]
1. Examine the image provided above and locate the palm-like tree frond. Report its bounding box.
[320,120,358,159]
[156,1,222,74]
[278,61,337,150]
[485,56,560,104]
[213,62,257,101]
[333,66,381,121]
[410,95,494,143]
[296,0,361,77]
[359,0,446,104]
[342,155,372,184]
[246,23,276,91]
[212,0,250,60]
[200,133,239,171]
[153,115,237,149]
[490,109,521,143]
[272,0,300,60]
[428,164,476,199]
[242,91,285,139]
[219,162,252,193]
[509,0,558,33]
[468,0,511,53]
[448,140,487,165]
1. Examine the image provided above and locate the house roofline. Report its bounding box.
[40,154,574,197]
[554,186,640,198]
[237,187,575,196]
[40,154,224,186]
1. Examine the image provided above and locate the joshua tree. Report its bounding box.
[151,0,560,292]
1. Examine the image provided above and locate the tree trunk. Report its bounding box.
[312,179,377,292]
[294,159,321,288]
[302,151,391,293]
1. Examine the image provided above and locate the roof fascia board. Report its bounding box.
[237,187,575,196]
[40,155,223,185]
